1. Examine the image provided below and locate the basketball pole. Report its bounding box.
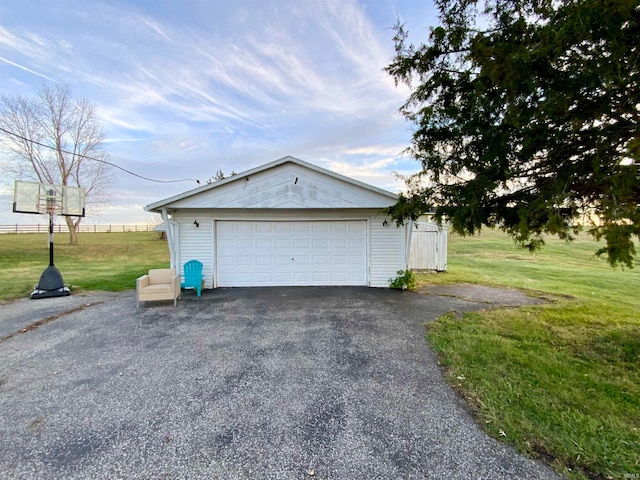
[49,212,54,267]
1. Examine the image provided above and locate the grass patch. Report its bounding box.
[420,229,640,479]
[0,232,169,301]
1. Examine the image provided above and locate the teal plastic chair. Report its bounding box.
[181,260,204,296]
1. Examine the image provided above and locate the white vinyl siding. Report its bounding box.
[369,215,406,288]
[175,218,214,288]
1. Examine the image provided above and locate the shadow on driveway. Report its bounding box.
[0,287,559,479]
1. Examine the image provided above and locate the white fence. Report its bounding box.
[409,222,448,271]
[0,224,156,234]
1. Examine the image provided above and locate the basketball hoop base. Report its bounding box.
[30,266,71,300]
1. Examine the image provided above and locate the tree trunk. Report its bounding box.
[65,216,80,245]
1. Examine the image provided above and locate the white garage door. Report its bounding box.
[216,220,367,286]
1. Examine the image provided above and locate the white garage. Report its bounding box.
[145,156,410,289]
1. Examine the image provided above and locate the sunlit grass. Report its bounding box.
[419,229,640,479]
[0,232,169,301]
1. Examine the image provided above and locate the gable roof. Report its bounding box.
[145,156,398,212]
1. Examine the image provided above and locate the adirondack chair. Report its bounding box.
[181,260,204,296]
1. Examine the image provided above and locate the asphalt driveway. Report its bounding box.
[0,287,559,479]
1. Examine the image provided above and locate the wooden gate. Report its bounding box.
[409,222,447,271]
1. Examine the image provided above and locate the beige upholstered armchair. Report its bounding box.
[136,268,181,308]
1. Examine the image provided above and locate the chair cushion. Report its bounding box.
[148,268,175,285]
[141,284,173,294]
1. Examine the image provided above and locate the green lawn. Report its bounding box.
[0,231,169,301]
[419,229,640,479]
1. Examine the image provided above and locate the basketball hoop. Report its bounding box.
[13,180,85,217]
[12,180,86,299]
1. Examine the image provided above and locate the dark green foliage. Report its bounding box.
[386,0,640,267]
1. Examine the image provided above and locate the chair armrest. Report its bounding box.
[137,275,150,291]
[172,275,181,293]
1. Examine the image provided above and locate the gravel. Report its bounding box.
[0,286,561,479]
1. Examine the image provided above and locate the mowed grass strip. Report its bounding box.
[0,231,169,301]
[419,230,640,480]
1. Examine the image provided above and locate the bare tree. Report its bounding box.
[0,83,113,244]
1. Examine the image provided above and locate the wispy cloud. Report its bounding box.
[139,17,173,43]
[1,0,405,129]
[0,56,54,81]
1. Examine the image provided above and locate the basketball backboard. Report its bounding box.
[13,180,86,217]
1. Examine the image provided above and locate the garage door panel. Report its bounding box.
[274,223,291,234]
[216,220,367,286]
[237,256,253,266]
[274,255,291,265]
[219,272,250,283]
[218,237,235,249]
[235,223,253,234]
[312,238,328,248]
[293,223,310,234]
[256,239,272,248]
[275,239,291,248]
[331,256,347,265]
[294,238,309,248]
[349,222,365,233]
[331,238,347,248]
[217,255,235,266]
[312,255,328,265]
[293,256,309,265]
[291,272,308,282]
[254,272,273,282]
[349,272,366,282]
[311,272,329,282]
[255,256,273,266]
[217,222,234,234]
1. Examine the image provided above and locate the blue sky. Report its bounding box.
[0,0,438,225]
